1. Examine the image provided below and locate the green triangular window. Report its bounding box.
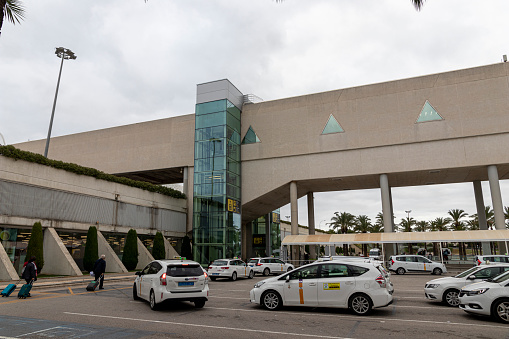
[416,100,444,123]
[321,114,344,134]
[242,126,261,144]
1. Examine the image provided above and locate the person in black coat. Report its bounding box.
[93,254,106,289]
[21,256,37,297]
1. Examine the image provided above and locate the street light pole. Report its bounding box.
[44,47,77,158]
[405,210,412,220]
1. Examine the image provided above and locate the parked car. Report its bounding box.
[133,259,209,310]
[369,248,383,260]
[425,264,509,306]
[389,255,447,275]
[208,258,254,281]
[459,269,509,323]
[475,255,509,266]
[248,257,294,276]
[250,260,393,315]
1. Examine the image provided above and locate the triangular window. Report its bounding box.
[242,126,261,144]
[321,114,344,134]
[416,100,444,123]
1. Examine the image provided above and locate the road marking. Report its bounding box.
[395,297,424,299]
[17,326,63,337]
[0,336,18,339]
[204,307,509,330]
[0,287,131,305]
[64,312,353,339]
[68,287,74,295]
[208,296,247,300]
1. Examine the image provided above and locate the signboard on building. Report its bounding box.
[227,198,241,213]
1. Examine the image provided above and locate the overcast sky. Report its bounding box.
[1,0,509,231]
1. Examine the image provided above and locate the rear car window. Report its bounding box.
[349,265,369,276]
[248,259,259,264]
[166,264,203,277]
[211,260,228,266]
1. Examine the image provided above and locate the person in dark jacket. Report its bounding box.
[21,256,37,297]
[93,254,106,289]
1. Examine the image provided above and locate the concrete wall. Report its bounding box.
[42,227,82,276]
[163,236,180,259]
[136,237,154,270]
[0,241,19,281]
[97,231,128,273]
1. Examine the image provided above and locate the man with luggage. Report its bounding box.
[93,254,106,290]
[21,256,37,297]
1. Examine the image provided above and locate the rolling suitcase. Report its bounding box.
[86,274,102,291]
[17,280,33,299]
[1,280,19,297]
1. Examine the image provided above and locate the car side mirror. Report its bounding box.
[135,271,142,276]
[467,275,476,280]
[285,275,290,282]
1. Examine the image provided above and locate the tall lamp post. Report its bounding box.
[405,210,412,220]
[44,47,77,158]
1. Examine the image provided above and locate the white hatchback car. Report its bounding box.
[459,270,509,323]
[250,260,393,315]
[475,255,509,266]
[248,257,294,276]
[208,259,254,281]
[133,259,209,310]
[425,264,509,306]
[389,255,447,275]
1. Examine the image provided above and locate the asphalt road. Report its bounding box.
[0,273,507,339]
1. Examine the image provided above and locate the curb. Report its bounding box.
[1,275,135,291]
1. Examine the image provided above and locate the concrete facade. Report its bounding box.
[136,237,155,270]
[42,227,83,276]
[97,230,128,273]
[0,241,20,281]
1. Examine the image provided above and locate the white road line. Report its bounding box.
[209,296,247,300]
[16,326,63,337]
[63,312,352,339]
[204,307,509,330]
[0,336,18,339]
[396,297,424,299]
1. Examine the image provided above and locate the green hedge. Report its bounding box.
[122,229,139,270]
[152,232,166,260]
[26,222,44,274]
[83,226,99,272]
[0,145,186,199]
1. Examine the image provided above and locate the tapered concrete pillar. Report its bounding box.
[265,213,272,257]
[0,241,19,281]
[307,192,317,260]
[488,165,507,254]
[186,169,194,235]
[97,230,128,273]
[473,181,491,255]
[136,238,155,270]
[290,182,299,264]
[380,174,395,260]
[163,236,180,259]
[42,227,82,276]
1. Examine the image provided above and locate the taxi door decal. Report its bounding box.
[424,264,426,270]
[323,283,340,290]
[299,279,304,304]
[245,267,247,276]
[139,277,142,295]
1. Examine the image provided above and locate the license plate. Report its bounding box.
[212,273,220,276]
[178,282,194,286]
[249,265,254,267]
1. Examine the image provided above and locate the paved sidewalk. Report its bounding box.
[0,272,136,290]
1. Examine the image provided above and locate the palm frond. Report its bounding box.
[411,0,426,11]
[4,0,25,25]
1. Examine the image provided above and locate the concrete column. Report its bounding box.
[97,230,128,273]
[265,213,271,257]
[290,182,299,264]
[0,241,20,281]
[380,174,395,260]
[186,169,194,235]
[241,222,247,260]
[136,238,155,270]
[307,192,317,260]
[488,165,507,254]
[245,221,253,260]
[473,181,491,255]
[183,167,189,198]
[163,236,180,259]
[388,186,397,256]
[42,227,82,276]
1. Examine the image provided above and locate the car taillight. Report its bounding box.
[256,263,262,266]
[391,259,394,265]
[477,260,481,266]
[203,271,208,278]
[160,272,167,285]
[375,274,386,288]
[221,267,229,270]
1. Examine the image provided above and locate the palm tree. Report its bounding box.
[448,209,468,260]
[504,206,509,228]
[354,215,371,256]
[328,212,355,255]
[415,220,429,255]
[412,0,426,11]
[431,216,451,255]
[398,216,416,254]
[0,0,24,36]
[467,215,480,255]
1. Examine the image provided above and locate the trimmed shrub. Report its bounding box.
[26,222,44,273]
[181,235,192,260]
[152,232,166,260]
[122,229,139,270]
[83,226,99,272]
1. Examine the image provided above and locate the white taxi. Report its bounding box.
[250,260,393,315]
[389,255,446,275]
[248,257,294,276]
[208,258,254,281]
[133,259,209,310]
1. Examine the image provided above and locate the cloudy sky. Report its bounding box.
[1,0,509,231]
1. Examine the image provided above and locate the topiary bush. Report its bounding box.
[152,232,166,260]
[25,222,44,274]
[181,235,192,260]
[122,229,139,270]
[83,226,98,272]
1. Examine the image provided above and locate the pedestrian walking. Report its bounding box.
[93,254,106,290]
[21,256,37,297]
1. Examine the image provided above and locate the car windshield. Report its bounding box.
[166,264,203,277]
[211,260,228,266]
[492,270,509,283]
[248,259,259,263]
[455,266,479,278]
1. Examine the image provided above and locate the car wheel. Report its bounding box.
[231,272,237,281]
[262,291,282,310]
[248,270,254,279]
[149,290,158,311]
[349,293,373,316]
[263,268,270,276]
[396,267,405,275]
[433,268,443,275]
[133,283,140,301]
[194,300,206,308]
[210,277,217,281]
[443,289,460,307]
[493,299,509,323]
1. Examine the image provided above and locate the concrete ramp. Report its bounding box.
[136,238,154,270]
[43,227,82,276]
[97,230,128,273]
[164,237,180,259]
[0,241,19,281]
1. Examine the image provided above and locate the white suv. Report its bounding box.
[250,260,393,315]
[133,259,209,310]
[389,255,446,275]
[208,259,254,281]
[459,270,509,323]
[425,264,509,306]
[475,255,509,266]
[248,257,294,276]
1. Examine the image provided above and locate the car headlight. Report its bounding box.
[254,281,265,288]
[467,288,490,295]
[425,284,440,289]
